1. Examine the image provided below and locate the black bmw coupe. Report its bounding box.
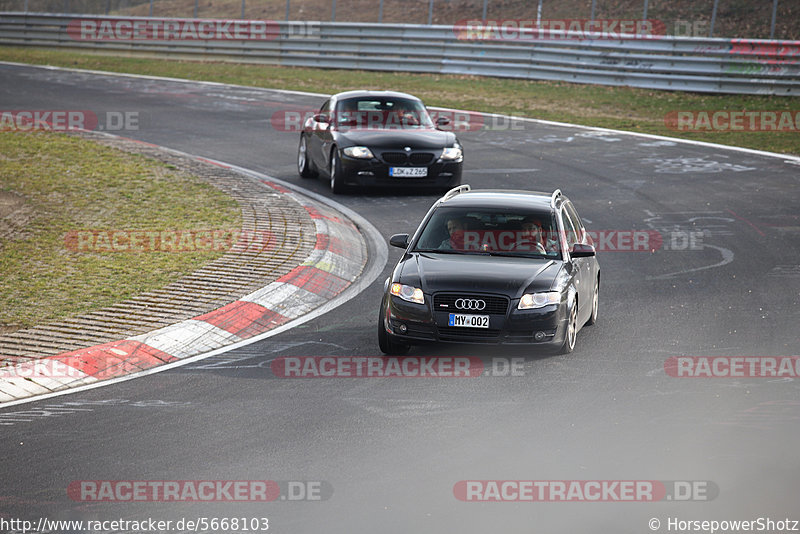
[297,90,463,193]
[378,186,600,355]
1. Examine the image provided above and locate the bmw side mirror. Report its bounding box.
[436,116,451,128]
[313,113,329,123]
[389,234,410,249]
[571,243,596,258]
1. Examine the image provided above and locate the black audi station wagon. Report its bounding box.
[378,186,600,355]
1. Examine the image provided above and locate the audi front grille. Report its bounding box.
[433,294,509,315]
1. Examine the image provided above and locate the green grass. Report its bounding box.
[0,130,241,329]
[1,46,799,156]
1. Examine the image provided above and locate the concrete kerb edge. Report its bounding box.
[0,138,388,408]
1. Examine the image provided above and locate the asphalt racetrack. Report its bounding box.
[1,63,799,533]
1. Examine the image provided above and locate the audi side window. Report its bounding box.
[564,202,587,245]
[560,209,578,249]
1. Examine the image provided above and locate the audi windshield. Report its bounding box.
[412,207,562,259]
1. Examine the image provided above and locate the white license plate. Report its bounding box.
[390,167,428,177]
[448,313,489,328]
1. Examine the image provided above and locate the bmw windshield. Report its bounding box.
[334,97,436,130]
[412,207,562,259]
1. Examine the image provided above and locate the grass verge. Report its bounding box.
[1,46,799,156]
[0,130,240,330]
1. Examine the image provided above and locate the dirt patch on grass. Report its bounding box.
[0,191,35,245]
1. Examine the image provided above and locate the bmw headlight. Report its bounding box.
[518,291,560,310]
[391,283,425,304]
[440,146,463,161]
[343,146,374,159]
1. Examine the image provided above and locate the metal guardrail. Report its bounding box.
[1,13,799,95]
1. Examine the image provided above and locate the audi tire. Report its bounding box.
[559,302,578,354]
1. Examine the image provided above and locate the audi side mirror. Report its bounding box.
[571,243,596,258]
[389,234,410,249]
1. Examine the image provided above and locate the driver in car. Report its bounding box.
[440,216,467,250]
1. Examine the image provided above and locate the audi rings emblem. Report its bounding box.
[455,298,486,311]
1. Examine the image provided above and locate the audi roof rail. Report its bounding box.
[441,184,471,202]
[550,189,562,209]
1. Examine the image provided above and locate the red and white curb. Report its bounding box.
[0,172,374,405]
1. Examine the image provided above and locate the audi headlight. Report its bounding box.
[518,291,560,310]
[440,147,463,161]
[391,283,424,305]
[343,146,374,159]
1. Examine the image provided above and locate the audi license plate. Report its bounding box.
[390,167,427,178]
[448,313,489,328]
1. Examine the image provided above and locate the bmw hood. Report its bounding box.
[337,128,457,149]
[399,253,561,298]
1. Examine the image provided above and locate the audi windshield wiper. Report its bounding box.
[414,249,489,255]
[486,251,548,258]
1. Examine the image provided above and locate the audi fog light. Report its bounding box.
[518,291,560,310]
[391,283,424,304]
[343,146,374,159]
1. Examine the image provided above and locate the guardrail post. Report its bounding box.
[482,0,488,20]
[331,0,336,21]
[285,0,289,21]
[642,0,648,21]
[536,0,542,24]
[427,0,433,25]
[379,0,383,22]
[770,0,779,39]
[590,0,596,22]
[709,0,719,37]
[149,0,153,17]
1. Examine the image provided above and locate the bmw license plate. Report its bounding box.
[448,313,489,328]
[390,167,428,178]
